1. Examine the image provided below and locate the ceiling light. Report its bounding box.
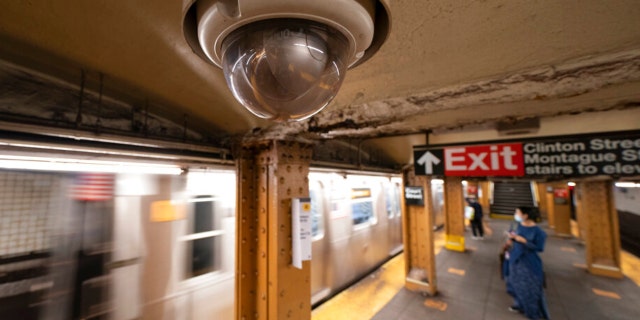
[0,155,183,175]
[615,182,640,188]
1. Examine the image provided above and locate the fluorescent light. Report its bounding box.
[0,155,182,175]
[187,197,221,203]
[432,179,444,185]
[0,141,179,160]
[615,182,640,188]
[567,182,576,187]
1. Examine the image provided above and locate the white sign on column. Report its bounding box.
[292,197,312,269]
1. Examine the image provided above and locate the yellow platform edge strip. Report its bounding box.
[444,234,465,252]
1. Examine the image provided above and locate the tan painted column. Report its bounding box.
[236,141,312,320]
[443,176,465,252]
[576,180,623,278]
[550,182,572,237]
[401,170,437,295]
[545,186,556,229]
[574,187,586,242]
[536,182,549,220]
[478,181,491,214]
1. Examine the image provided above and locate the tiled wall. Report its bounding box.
[0,171,62,256]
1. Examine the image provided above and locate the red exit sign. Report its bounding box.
[414,143,525,177]
[444,143,524,176]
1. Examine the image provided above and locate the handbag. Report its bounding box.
[464,205,475,220]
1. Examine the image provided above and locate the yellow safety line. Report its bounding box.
[312,231,446,320]
[592,288,622,299]
[311,254,406,320]
[621,250,640,287]
[447,267,466,276]
[424,299,448,311]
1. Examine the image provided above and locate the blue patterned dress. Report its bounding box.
[507,224,550,319]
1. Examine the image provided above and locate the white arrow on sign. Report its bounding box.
[417,151,441,175]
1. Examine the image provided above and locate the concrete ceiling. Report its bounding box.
[1,0,640,166]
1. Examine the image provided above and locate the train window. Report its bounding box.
[310,187,324,239]
[183,195,224,278]
[351,188,375,226]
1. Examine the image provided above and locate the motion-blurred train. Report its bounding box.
[4,161,639,319]
[614,184,640,257]
[0,166,446,319]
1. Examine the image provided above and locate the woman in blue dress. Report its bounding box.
[506,206,550,319]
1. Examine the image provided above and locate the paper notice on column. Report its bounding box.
[292,197,312,269]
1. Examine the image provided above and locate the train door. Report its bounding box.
[69,174,114,320]
[385,180,403,254]
[310,180,331,304]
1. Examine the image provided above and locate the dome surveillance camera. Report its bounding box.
[183,0,391,122]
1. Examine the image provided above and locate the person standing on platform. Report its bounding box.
[506,206,550,319]
[466,197,484,240]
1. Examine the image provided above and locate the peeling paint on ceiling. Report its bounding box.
[256,48,640,139]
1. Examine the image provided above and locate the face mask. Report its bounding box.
[514,215,523,222]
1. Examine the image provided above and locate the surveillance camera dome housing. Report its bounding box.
[221,19,350,120]
[183,0,391,122]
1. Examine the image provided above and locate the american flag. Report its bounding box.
[71,173,114,201]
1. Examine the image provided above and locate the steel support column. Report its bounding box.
[550,182,572,237]
[478,181,491,214]
[536,182,549,220]
[576,180,623,278]
[443,176,465,252]
[545,185,556,229]
[401,169,437,295]
[235,141,313,320]
[574,187,587,242]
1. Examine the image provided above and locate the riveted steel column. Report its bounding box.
[545,185,556,229]
[574,186,587,242]
[236,141,313,320]
[550,182,572,237]
[576,180,623,278]
[401,169,437,295]
[443,176,465,252]
[478,181,491,214]
[536,182,549,220]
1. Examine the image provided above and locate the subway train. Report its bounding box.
[308,172,404,306]
[0,166,446,319]
[309,172,445,305]
[614,184,640,257]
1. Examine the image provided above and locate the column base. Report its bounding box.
[588,264,624,279]
[405,277,437,296]
[444,234,465,252]
[554,232,573,238]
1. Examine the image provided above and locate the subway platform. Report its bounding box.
[313,220,640,320]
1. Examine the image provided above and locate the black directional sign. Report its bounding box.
[413,130,640,178]
[415,149,444,175]
[404,186,425,206]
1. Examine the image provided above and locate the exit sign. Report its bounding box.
[413,130,640,178]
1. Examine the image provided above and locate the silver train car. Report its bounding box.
[308,172,404,305]
[614,183,640,257]
[0,167,445,319]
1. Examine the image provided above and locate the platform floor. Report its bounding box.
[313,219,640,320]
